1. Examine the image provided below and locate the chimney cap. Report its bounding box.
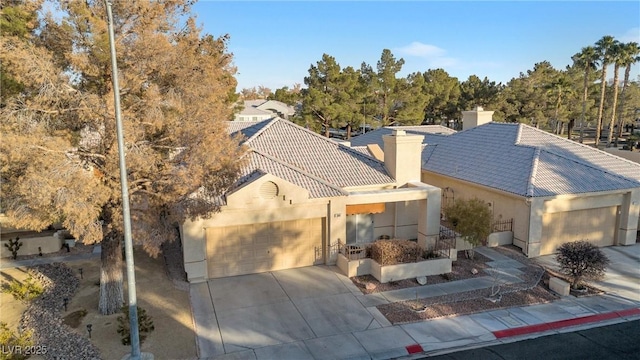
[392,129,406,136]
[474,106,484,111]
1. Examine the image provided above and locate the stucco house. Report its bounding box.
[180,118,442,282]
[350,107,640,258]
[234,99,296,121]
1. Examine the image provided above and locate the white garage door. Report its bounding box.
[206,218,324,278]
[540,206,617,255]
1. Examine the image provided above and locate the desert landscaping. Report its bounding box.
[0,245,196,360]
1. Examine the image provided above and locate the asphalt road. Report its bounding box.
[424,320,640,360]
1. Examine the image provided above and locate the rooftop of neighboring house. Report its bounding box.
[224,118,395,200]
[349,125,456,148]
[236,99,296,118]
[352,122,640,197]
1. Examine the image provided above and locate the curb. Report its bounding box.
[492,307,640,338]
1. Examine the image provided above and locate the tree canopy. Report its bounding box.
[290,36,638,138]
[1,0,244,313]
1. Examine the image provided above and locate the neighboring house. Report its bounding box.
[350,107,640,258]
[234,99,296,121]
[181,118,442,282]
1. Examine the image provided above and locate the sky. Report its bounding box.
[192,1,640,91]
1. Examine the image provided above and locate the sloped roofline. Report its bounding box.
[513,123,640,187]
[240,147,349,196]
[243,117,392,168]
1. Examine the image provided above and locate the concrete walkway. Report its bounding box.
[190,244,640,360]
[0,246,101,269]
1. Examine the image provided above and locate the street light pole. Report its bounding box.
[105,1,141,359]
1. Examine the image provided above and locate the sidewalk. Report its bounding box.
[0,246,101,270]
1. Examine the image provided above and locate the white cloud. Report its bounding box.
[396,42,446,58]
[618,27,640,43]
[395,41,458,70]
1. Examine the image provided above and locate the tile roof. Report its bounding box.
[224,118,395,199]
[421,123,640,197]
[230,150,346,199]
[350,125,455,148]
[351,122,640,197]
[227,119,272,143]
[244,119,395,188]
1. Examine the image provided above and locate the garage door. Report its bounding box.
[540,206,617,255]
[206,218,324,278]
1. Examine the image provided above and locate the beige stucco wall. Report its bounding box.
[181,173,443,282]
[372,201,420,240]
[181,174,333,282]
[528,189,640,256]
[421,171,531,250]
[0,232,63,258]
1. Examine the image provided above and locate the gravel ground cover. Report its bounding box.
[373,246,562,324]
[350,251,491,294]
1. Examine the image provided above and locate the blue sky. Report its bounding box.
[192,1,640,91]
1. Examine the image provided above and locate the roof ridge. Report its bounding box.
[277,119,392,169]
[517,124,640,179]
[243,117,280,143]
[251,148,349,196]
[537,148,640,186]
[527,148,540,197]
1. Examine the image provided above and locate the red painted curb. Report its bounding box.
[492,308,640,339]
[406,344,424,354]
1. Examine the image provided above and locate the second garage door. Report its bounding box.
[206,218,324,278]
[540,206,617,255]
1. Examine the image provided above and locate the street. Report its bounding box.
[424,320,640,360]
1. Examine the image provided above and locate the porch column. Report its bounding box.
[180,219,208,283]
[417,188,441,250]
[618,189,640,246]
[327,197,347,265]
[527,199,544,257]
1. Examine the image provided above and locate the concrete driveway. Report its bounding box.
[190,266,405,359]
[535,243,640,302]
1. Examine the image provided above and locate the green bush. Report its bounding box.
[117,306,155,345]
[370,240,422,265]
[1,276,43,302]
[0,322,33,360]
[556,241,609,289]
[443,198,492,259]
[4,237,22,260]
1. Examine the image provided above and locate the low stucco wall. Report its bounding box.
[1,234,63,258]
[337,254,371,278]
[487,231,513,247]
[371,258,452,283]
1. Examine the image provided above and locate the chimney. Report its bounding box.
[382,129,424,186]
[462,106,494,130]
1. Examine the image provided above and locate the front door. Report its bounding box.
[346,214,374,244]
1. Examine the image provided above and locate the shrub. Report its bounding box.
[1,276,43,302]
[117,306,155,345]
[556,241,609,289]
[4,237,22,260]
[0,322,33,360]
[370,240,421,265]
[443,198,492,259]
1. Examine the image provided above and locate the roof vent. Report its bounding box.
[259,181,279,199]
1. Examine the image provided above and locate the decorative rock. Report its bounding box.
[365,283,377,291]
[471,268,479,275]
[20,263,101,360]
[416,276,427,285]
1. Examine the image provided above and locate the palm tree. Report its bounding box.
[606,41,623,146]
[572,46,598,143]
[546,74,574,136]
[615,42,640,145]
[594,35,617,147]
